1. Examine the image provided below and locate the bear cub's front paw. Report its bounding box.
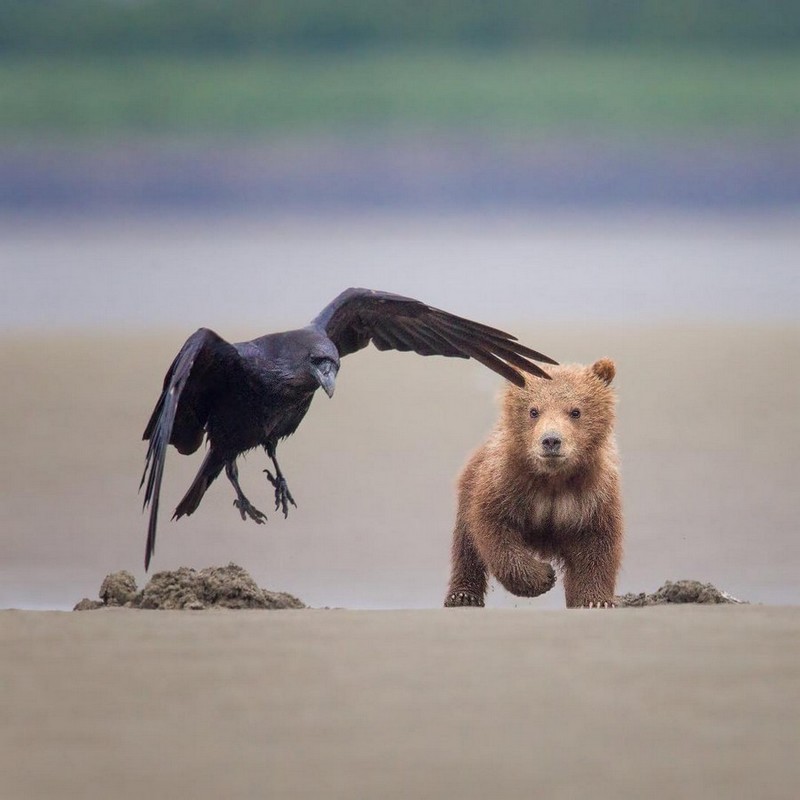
[500,561,556,598]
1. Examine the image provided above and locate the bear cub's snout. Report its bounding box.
[539,431,563,455]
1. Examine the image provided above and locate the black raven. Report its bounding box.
[140,288,557,569]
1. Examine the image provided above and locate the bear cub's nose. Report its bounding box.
[541,433,562,454]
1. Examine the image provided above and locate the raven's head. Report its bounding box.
[309,343,340,398]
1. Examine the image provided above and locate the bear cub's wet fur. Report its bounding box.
[445,358,622,609]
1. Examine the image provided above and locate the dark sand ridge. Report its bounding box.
[75,566,746,610]
[2,605,797,799]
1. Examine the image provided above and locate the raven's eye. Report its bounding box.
[570,408,581,418]
[529,408,539,419]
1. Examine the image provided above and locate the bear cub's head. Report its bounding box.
[502,358,617,475]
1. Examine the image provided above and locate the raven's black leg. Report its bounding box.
[225,461,267,524]
[264,442,297,518]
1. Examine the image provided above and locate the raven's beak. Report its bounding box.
[312,362,338,398]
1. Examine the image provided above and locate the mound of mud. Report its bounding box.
[74,564,305,611]
[616,580,747,607]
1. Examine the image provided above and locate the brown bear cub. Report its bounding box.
[444,358,622,609]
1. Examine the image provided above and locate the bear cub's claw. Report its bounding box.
[541,564,557,594]
[444,591,485,608]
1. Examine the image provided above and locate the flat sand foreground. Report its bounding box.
[1,606,798,800]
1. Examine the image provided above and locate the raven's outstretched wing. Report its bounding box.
[312,288,557,386]
[140,328,244,570]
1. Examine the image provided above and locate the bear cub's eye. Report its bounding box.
[570,408,581,418]
[529,408,539,419]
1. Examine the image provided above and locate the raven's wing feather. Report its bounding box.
[140,327,243,570]
[312,287,557,385]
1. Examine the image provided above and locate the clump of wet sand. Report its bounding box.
[74,564,305,611]
[616,579,747,607]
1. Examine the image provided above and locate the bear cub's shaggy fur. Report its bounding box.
[445,358,622,609]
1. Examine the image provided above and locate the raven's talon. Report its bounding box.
[263,470,297,519]
[232,498,267,524]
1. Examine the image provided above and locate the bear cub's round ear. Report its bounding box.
[591,358,616,385]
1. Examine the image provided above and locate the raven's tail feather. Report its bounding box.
[173,452,224,521]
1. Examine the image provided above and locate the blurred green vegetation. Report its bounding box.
[2,2,798,140]
[1,1,798,53]
[2,49,799,139]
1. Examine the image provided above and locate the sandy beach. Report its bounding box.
[2,605,798,800]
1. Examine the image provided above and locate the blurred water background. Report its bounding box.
[1,1,798,609]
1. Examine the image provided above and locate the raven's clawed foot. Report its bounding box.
[232,496,267,524]
[264,470,297,518]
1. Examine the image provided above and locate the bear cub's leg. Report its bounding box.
[562,535,620,609]
[444,517,487,607]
